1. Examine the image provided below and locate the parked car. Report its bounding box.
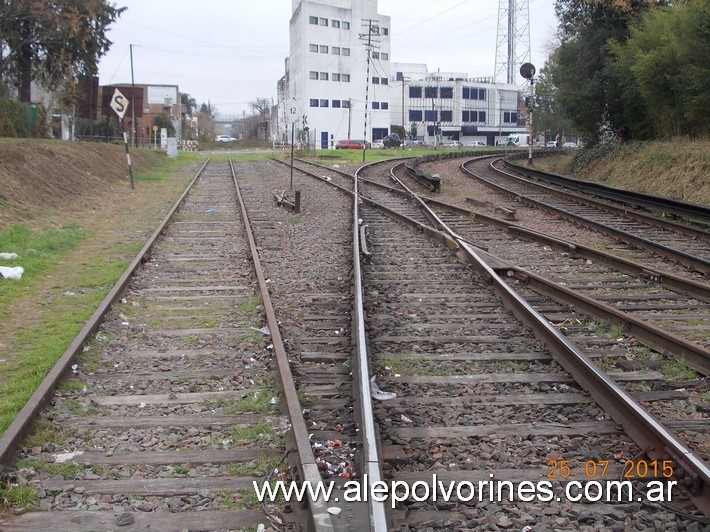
[382,133,401,148]
[371,140,384,149]
[546,141,558,147]
[443,140,463,147]
[467,141,486,147]
[335,139,370,149]
[216,135,236,143]
[562,142,578,148]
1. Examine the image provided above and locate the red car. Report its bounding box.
[335,139,371,149]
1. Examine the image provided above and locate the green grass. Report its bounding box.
[238,297,262,313]
[231,422,274,443]
[661,357,697,381]
[590,319,624,340]
[22,418,70,448]
[0,256,128,435]
[0,484,38,510]
[0,224,85,305]
[227,455,280,477]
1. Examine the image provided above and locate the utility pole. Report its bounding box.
[129,44,136,147]
[401,78,407,148]
[347,99,352,139]
[359,19,379,163]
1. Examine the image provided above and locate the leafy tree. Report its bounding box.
[0,0,125,103]
[153,112,175,137]
[552,0,667,142]
[533,62,576,142]
[181,93,197,116]
[610,0,710,138]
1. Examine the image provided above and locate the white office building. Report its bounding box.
[275,0,525,148]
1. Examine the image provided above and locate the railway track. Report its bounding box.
[2,153,709,531]
[0,161,332,531]
[462,156,710,274]
[267,156,710,527]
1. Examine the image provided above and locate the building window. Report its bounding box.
[372,102,380,109]
[382,27,389,35]
[309,44,318,52]
[342,47,350,56]
[503,111,517,123]
[381,52,389,60]
[409,110,423,121]
[332,19,340,28]
[425,86,438,98]
[320,99,329,107]
[320,45,328,53]
[381,102,389,110]
[372,77,380,84]
[320,72,328,80]
[309,71,319,80]
[462,110,470,122]
[332,73,340,81]
[310,99,319,107]
[424,110,437,121]
[343,100,350,108]
[319,17,328,26]
[409,86,422,98]
[381,78,388,85]
[440,110,452,122]
[372,52,379,59]
[440,87,453,98]
[309,16,318,25]
[332,46,340,55]
[463,87,487,100]
[332,100,341,108]
[342,21,350,29]
[342,74,350,82]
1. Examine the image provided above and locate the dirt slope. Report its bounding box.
[0,139,164,230]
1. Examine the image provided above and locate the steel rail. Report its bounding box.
[504,156,710,225]
[385,165,710,516]
[278,155,710,515]
[378,160,710,301]
[351,166,390,532]
[0,159,210,468]
[459,160,710,274]
[390,160,710,372]
[228,160,336,531]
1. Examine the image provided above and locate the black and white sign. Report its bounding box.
[110,88,130,120]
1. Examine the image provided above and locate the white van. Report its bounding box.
[507,133,530,147]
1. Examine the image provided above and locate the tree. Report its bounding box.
[153,113,175,137]
[610,0,710,138]
[181,93,197,116]
[249,97,271,141]
[0,0,124,103]
[552,0,667,142]
[533,62,576,142]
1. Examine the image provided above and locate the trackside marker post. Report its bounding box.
[110,88,134,189]
[123,132,135,189]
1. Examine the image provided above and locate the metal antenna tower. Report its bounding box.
[494,0,531,84]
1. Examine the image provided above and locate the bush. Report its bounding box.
[0,98,28,137]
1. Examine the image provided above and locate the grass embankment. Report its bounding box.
[541,139,710,205]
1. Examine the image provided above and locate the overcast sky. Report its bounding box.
[98,0,559,118]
